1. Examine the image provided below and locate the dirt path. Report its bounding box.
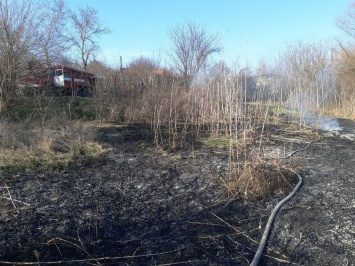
[0,121,354,265]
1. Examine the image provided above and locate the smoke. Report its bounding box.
[305,115,343,131]
[286,91,342,132]
[318,117,342,131]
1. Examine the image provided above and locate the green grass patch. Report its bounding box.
[198,137,232,147]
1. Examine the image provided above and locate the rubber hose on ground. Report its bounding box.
[250,169,302,266]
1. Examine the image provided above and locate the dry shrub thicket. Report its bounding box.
[89,40,355,198]
[332,49,355,118]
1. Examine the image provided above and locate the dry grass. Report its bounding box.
[324,106,355,120]
[0,117,108,171]
[218,133,302,201]
[229,162,295,199]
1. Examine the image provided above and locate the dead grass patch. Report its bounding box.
[225,160,297,200]
[324,107,355,120]
[243,163,295,199]
[0,118,109,171]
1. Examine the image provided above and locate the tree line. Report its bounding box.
[1,0,355,124]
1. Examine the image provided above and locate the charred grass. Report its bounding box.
[0,121,306,265]
[0,99,309,264]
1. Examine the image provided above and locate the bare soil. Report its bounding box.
[0,120,354,265]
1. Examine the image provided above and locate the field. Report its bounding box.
[0,97,354,265]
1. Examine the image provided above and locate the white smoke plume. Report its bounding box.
[304,115,342,131]
[286,91,342,132]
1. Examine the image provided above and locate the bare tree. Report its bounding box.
[68,5,110,70]
[337,2,355,44]
[37,0,68,67]
[335,2,355,116]
[167,22,221,91]
[0,0,40,111]
[274,41,335,125]
[334,3,355,75]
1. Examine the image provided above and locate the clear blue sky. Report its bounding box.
[67,0,351,69]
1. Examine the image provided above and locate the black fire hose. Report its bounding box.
[250,138,323,265]
[250,169,302,266]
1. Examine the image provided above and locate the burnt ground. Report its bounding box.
[0,120,354,265]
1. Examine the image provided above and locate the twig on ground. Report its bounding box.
[219,176,235,197]
[156,260,200,266]
[52,241,64,263]
[0,246,189,265]
[0,196,30,206]
[211,212,291,263]
[49,236,101,265]
[211,212,258,244]
[4,183,19,213]
[188,220,243,229]
[225,236,291,264]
